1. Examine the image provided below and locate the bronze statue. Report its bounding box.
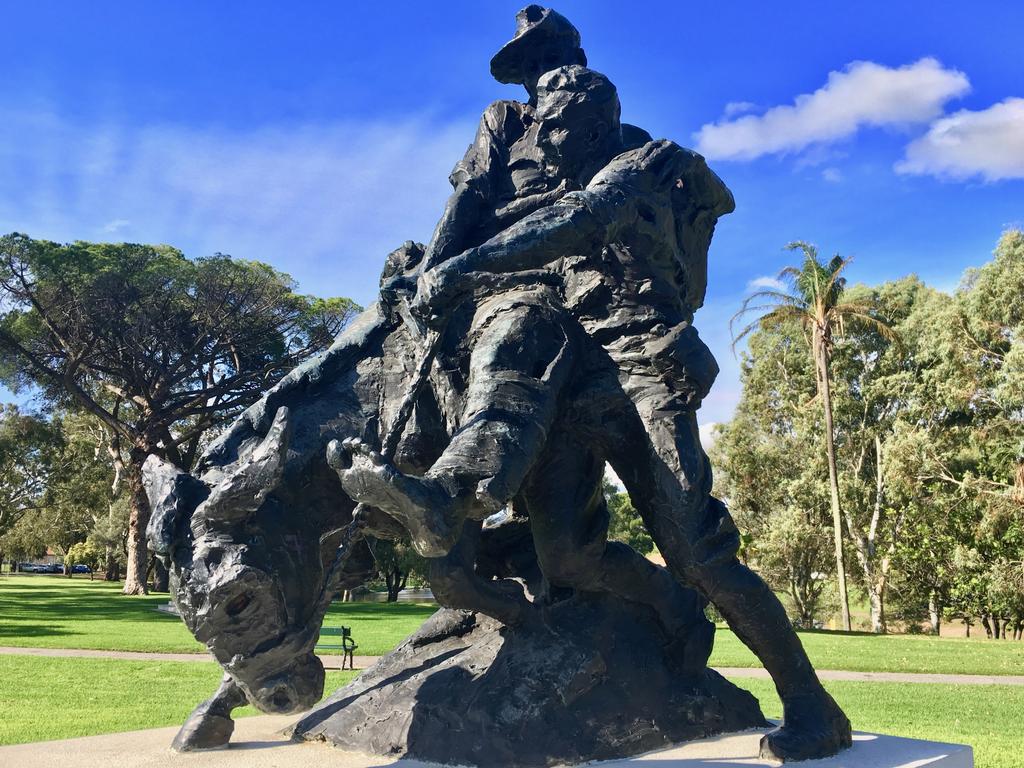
[144,6,851,764]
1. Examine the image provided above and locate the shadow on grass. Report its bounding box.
[0,623,76,639]
[324,603,437,624]
[0,580,181,625]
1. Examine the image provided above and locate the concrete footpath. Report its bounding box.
[2,646,1022,686]
[0,715,973,768]
[0,645,378,671]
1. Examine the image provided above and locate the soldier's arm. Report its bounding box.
[463,188,621,273]
[420,141,717,307]
[423,103,520,269]
[415,178,630,316]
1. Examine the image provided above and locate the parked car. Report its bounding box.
[72,564,91,574]
[44,563,64,574]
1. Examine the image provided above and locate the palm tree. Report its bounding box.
[731,242,894,632]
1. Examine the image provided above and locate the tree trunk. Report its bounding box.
[152,557,169,593]
[868,583,885,634]
[816,336,852,631]
[104,549,118,581]
[385,568,408,602]
[122,448,152,595]
[928,591,941,635]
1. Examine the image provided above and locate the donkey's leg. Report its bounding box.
[172,674,248,752]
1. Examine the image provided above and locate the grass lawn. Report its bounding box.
[710,627,1024,676]
[0,575,436,656]
[0,653,1015,768]
[0,654,357,746]
[4,575,1023,675]
[732,677,1019,768]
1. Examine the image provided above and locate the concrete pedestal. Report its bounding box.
[0,716,972,768]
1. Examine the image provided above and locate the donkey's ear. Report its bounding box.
[144,455,209,556]
[193,406,292,527]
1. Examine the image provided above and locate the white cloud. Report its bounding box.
[723,101,757,118]
[698,422,719,452]
[822,167,844,183]
[896,98,1024,182]
[0,107,475,305]
[695,58,970,161]
[102,218,131,233]
[747,275,786,292]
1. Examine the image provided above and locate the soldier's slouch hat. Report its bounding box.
[490,5,587,85]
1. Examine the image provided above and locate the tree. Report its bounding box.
[602,479,654,555]
[0,405,61,563]
[732,242,894,631]
[1,411,112,571]
[371,540,428,602]
[65,539,103,578]
[910,231,1024,637]
[0,234,359,593]
[711,320,835,628]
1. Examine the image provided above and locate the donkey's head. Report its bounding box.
[144,407,366,714]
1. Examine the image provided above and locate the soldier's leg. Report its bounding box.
[611,402,850,761]
[334,289,575,558]
[520,426,712,666]
[427,519,532,626]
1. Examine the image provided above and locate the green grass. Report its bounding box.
[0,576,204,653]
[4,575,1023,675]
[0,653,1015,768]
[710,626,1024,676]
[0,575,436,655]
[731,677,1019,768]
[320,601,437,655]
[0,654,357,745]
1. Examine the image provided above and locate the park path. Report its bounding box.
[0,645,378,670]
[2,645,1021,686]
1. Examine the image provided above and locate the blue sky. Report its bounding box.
[3,1,1023,430]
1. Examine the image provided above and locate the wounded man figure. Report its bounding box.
[333,63,852,762]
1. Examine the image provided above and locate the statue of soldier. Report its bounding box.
[335,63,853,762]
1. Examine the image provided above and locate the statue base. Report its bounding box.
[291,598,767,767]
[0,715,975,768]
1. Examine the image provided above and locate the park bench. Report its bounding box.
[315,625,358,670]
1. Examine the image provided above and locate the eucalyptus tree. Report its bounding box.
[732,242,894,631]
[0,405,62,566]
[910,230,1024,636]
[1,411,112,571]
[0,234,359,594]
[863,231,1023,635]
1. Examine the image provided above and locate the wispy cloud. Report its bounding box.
[723,101,757,118]
[896,97,1024,182]
[747,275,786,292]
[0,107,475,304]
[695,58,970,161]
[698,421,719,452]
[102,218,131,233]
[821,167,843,183]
